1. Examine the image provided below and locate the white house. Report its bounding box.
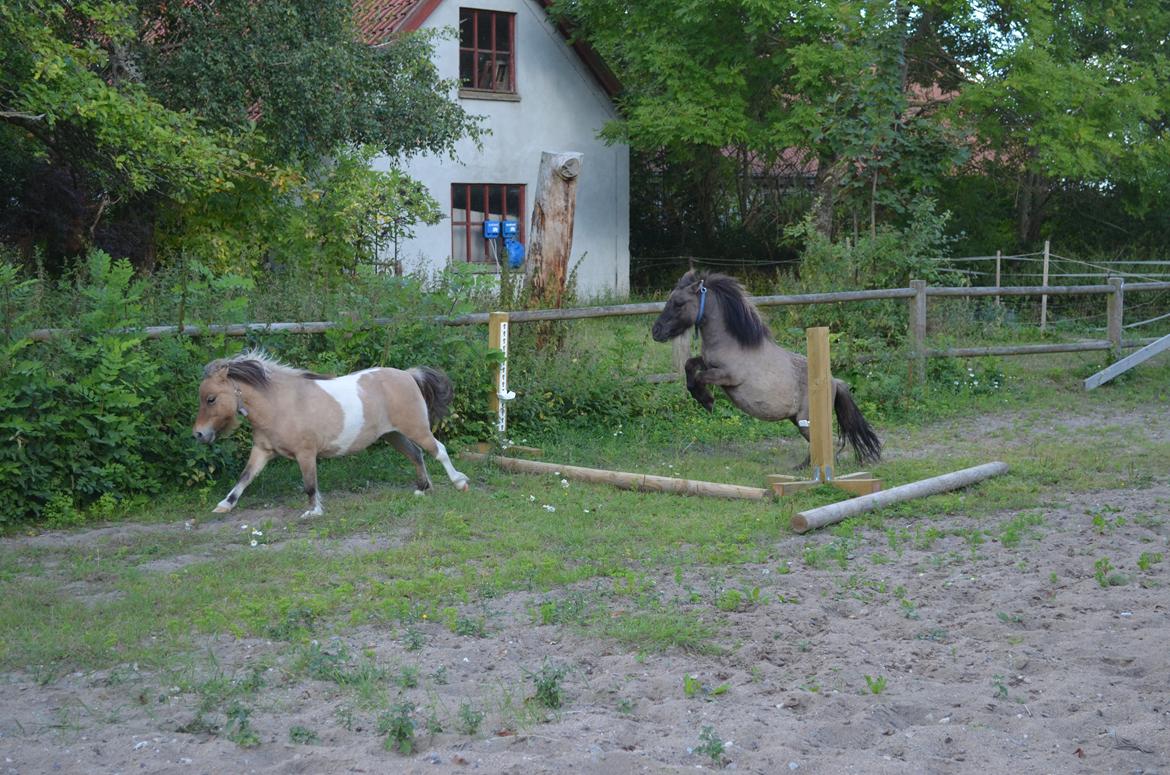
[356,0,630,298]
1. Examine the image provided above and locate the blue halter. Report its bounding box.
[693,281,708,338]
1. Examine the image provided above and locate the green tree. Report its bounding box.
[556,0,973,250]
[136,0,482,164]
[0,1,242,271]
[954,0,1170,245]
[1,0,482,275]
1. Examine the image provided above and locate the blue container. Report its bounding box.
[505,238,525,268]
[482,220,501,239]
[502,220,519,238]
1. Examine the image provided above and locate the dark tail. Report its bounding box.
[410,366,455,427]
[833,382,882,464]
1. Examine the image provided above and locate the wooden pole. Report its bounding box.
[461,452,771,501]
[910,279,927,385]
[791,462,1009,533]
[1040,239,1050,331]
[1106,277,1124,361]
[994,250,1001,306]
[1084,332,1170,390]
[806,327,833,481]
[526,151,583,310]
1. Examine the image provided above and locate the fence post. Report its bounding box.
[1040,239,1050,331]
[910,279,927,385]
[1106,277,1124,361]
[994,250,1001,306]
[488,311,513,437]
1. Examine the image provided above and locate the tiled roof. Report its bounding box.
[353,0,432,44]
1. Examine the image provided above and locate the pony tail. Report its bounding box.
[410,366,455,427]
[833,383,882,464]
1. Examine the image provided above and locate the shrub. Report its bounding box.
[0,252,495,526]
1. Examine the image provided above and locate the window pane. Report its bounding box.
[459,50,474,87]
[451,183,467,216]
[477,11,492,50]
[458,10,473,48]
[469,185,485,222]
[493,61,508,90]
[506,185,521,220]
[471,232,487,262]
[488,185,503,219]
[452,225,467,262]
[495,15,511,51]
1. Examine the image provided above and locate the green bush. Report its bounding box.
[0,252,495,526]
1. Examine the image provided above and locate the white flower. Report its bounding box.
[250,539,258,547]
[543,504,556,512]
[528,495,536,502]
[560,478,569,488]
[251,529,263,537]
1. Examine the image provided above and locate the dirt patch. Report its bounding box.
[3,473,1168,774]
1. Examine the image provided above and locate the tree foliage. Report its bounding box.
[0,0,481,275]
[556,0,1170,265]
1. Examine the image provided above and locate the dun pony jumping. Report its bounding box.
[193,350,470,517]
[651,270,881,466]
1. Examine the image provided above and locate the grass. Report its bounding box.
[0,348,1167,684]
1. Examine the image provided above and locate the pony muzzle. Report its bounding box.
[192,427,216,443]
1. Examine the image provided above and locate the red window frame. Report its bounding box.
[450,183,526,264]
[458,8,516,93]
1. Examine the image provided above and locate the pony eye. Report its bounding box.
[206,395,216,405]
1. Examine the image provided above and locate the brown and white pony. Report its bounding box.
[193,350,470,517]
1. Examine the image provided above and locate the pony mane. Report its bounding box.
[694,271,771,347]
[204,349,331,389]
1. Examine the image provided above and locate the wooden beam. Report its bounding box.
[790,462,1009,533]
[461,452,771,501]
[1084,332,1170,390]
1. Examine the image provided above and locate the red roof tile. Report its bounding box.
[353,0,435,44]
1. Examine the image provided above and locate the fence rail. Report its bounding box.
[26,281,1170,343]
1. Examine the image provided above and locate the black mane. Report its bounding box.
[694,271,771,347]
[223,358,271,389]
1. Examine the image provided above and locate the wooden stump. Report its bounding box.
[526,151,583,313]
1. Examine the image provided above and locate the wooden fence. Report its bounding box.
[28,279,1170,361]
[24,277,1170,433]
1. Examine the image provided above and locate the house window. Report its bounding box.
[451,183,525,264]
[459,9,515,93]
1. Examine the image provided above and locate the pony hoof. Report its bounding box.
[212,505,231,514]
[413,489,427,497]
[300,510,321,519]
[455,479,470,492]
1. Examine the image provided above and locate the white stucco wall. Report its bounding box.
[373,0,630,299]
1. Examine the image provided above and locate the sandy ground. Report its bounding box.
[2,423,1169,774]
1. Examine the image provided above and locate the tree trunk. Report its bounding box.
[526,151,583,310]
[812,155,845,240]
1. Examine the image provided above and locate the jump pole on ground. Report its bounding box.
[791,462,1009,533]
[459,452,770,500]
